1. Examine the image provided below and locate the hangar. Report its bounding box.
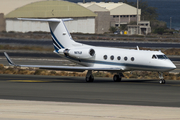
[4,1,97,33]
[0,0,150,34]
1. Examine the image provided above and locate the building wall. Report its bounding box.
[0,13,6,32]
[112,15,137,23]
[95,11,110,34]
[6,17,95,33]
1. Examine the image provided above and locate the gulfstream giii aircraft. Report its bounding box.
[4,18,176,84]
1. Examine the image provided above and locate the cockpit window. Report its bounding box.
[152,54,169,59]
[152,55,157,59]
[157,55,169,59]
[164,55,169,59]
[157,55,165,59]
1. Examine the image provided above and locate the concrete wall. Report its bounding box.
[65,18,95,34]
[95,11,110,34]
[0,13,6,32]
[6,17,95,33]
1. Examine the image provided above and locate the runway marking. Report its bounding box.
[8,80,51,83]
[8,79,70,83]
[171,85,180,87]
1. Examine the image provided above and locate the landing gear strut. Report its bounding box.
[85,70,94,82]
[159,72,166,84]
[113,73,123,82]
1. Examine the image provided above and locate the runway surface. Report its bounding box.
[1,74,180,107]
[1,38,180,48]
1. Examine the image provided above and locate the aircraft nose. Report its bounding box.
[169,63,176,70]
[173,64,176,69]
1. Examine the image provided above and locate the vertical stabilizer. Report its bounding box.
[49,18,77,50]
[18,18,79,51]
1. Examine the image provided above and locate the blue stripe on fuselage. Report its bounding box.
[66,57,173,71]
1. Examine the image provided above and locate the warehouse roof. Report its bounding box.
[78,2,141,15]
[87,4,109,12]
[5,1,97,18]
[0,0,46,15]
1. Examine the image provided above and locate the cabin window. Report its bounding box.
[152,55,157,59]
[124,56,128,61]
[104,55,107,60]
[131,57,135,61]
[110,55,114,60]
[117,56,121,60]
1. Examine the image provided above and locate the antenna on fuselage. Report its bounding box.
[136,46,139,50]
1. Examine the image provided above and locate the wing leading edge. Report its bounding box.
[4,52,122,72]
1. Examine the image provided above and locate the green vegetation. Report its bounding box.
[109,26,117,33]
[119,24,127,31]
[118,0,178,35]
[120,0,158,21]
[151,20,167,34]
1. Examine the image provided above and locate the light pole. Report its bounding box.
[137,0,139,34]
[137,0,139,25]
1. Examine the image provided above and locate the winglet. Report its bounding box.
[4,52,16,66]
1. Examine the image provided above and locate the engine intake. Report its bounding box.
[89,49,95,56]
[63,48,95,59]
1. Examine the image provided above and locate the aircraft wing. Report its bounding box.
[4,52,122,72]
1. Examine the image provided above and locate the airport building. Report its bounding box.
[4,1,98,33]
[79,2,151,35]
[78,2,141,27]
[0,0,150,34]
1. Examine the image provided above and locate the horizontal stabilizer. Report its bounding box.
[17,18,73,22]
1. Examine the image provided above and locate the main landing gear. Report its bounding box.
[113,74,121,82]
[113,73,123,82]
[86,70,94,82]
[159,72,166,84]
[85,71,123,83]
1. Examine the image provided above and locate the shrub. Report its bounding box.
[0,64,4,70]
[154,28,165,35]
[109,26,117,33]
[34,69,44,75]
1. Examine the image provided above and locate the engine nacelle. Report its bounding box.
[63,48,95,59]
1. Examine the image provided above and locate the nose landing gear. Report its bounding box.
[159,72,166,84]
[159,79,166,84]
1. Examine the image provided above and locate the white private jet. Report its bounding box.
[4,18,176,84]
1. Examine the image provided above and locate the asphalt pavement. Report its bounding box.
[1,38,180,48]
[0,74,180,107]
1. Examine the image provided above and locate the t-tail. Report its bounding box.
[18,18,81,52]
